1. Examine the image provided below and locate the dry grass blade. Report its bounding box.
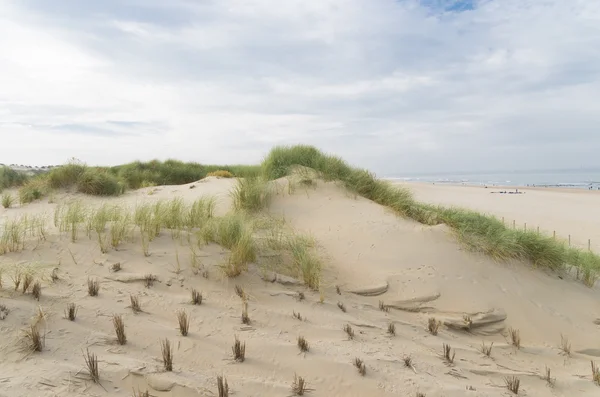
[337,302,346,312]
[442,343,455,364]
[297,336,309,353]
[241,301,250,325]
[130,295,142,313]
[387,322,396,336]
[354,357,367,376]
[25,324,45,352]
[191,288,202,305]
[217,375,229,397]
[544,366,556,388]
[144,274,157,288]
[343,324,355,340]
[428,317,441,335]
[232,336,246,362]
[177,310,190,336]
[31,281,41,301]
[87,278,99,296]
[479,341,493,357]
[83,348,99,383]
[161,339,173,371]
[504,376,520,394]
[560,334,571,356]
[234,284,246,301]
[112,314,126,345]
[592,361,600,386]
[65,303,78,321]
[508,327,521,349]
[293,311,303,321]
[291,374,312,395]
[22,273,33,293]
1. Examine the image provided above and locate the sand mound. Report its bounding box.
[1,177,599,396]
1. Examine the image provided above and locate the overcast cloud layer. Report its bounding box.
[1,0,600,174]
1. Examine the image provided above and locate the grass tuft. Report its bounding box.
[31,281,41,301]
[232,336,246,362]
[191,289,203,305]
[291,374,310,395]
[442,343,455,364]
[132,388,150,397]
[65,303,78,321]
[427,317,441,336]
[337,302,346,312]
[22,273,33,293]
[161,339,173,371]
[231,177,272,212]
[592,361,600,386]
[1,192,15,208]
[87,278,99,296]
[479,341,493,357]
[343,324,355,340]
[354,357,367,376]
[504,376,520,394]
[83,348,99,383]
[508,327,521,349]
[112,314,127,345]
[241,301,250,324]
[293,311,304,321]
[130,295,142,313]
[217,375,229,397]
[403,355,413,369]
[177,310,190,336]
[144,274,157,288]
[379,300,389,312]
[387,323,396,336]
[544,366,556,388]
[25,324,45,352]
[297,336,309,353]
[559,334,571,356]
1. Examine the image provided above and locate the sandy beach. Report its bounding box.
[1,176,600,397]
[398,182,600,254]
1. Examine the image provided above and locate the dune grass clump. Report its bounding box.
[31,281,41,300]
[217,375,229,397]
[177,310,190,336]
[161,339,173,371]
[343,324,355,340]
[297,336,309,353]
[24,324,45,352]
[291,374,311,395]
[504,376,520,394]
[1,192,14,208]
[0,166,29,191]
[207,170,234,178]
[144,274,157,288]
[65,303,78,321]
[479,341,493,357]
[77,169,124,196]
[232,336,246,362]
[442,343,455,364]
[112,314,127,345]
[231,177,273,212]
[191,289,202,305]
[354,357,367,376]
[48,160,86,189]
[18,178,49,204]
[87,278,100,296]
[55,200,86,242]
[130,295,142,313]
[83,348,99,383]
[508,327,521,349]
[387,323,396,336]
[592,361,600,386]
[427,317,441,335]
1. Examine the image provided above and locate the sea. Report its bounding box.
[382,168,600,190]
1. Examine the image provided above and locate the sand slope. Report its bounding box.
[1,178,599,397]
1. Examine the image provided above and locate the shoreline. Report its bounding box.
[390,180,600,195]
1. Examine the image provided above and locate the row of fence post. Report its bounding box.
[502,216,592,251]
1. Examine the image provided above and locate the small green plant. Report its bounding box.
[1,192,14,208]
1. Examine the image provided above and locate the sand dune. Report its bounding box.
[1,177,599,397]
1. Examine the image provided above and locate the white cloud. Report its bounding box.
[1,0,599,174]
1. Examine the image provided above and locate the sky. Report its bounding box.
[1,0,600,175]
